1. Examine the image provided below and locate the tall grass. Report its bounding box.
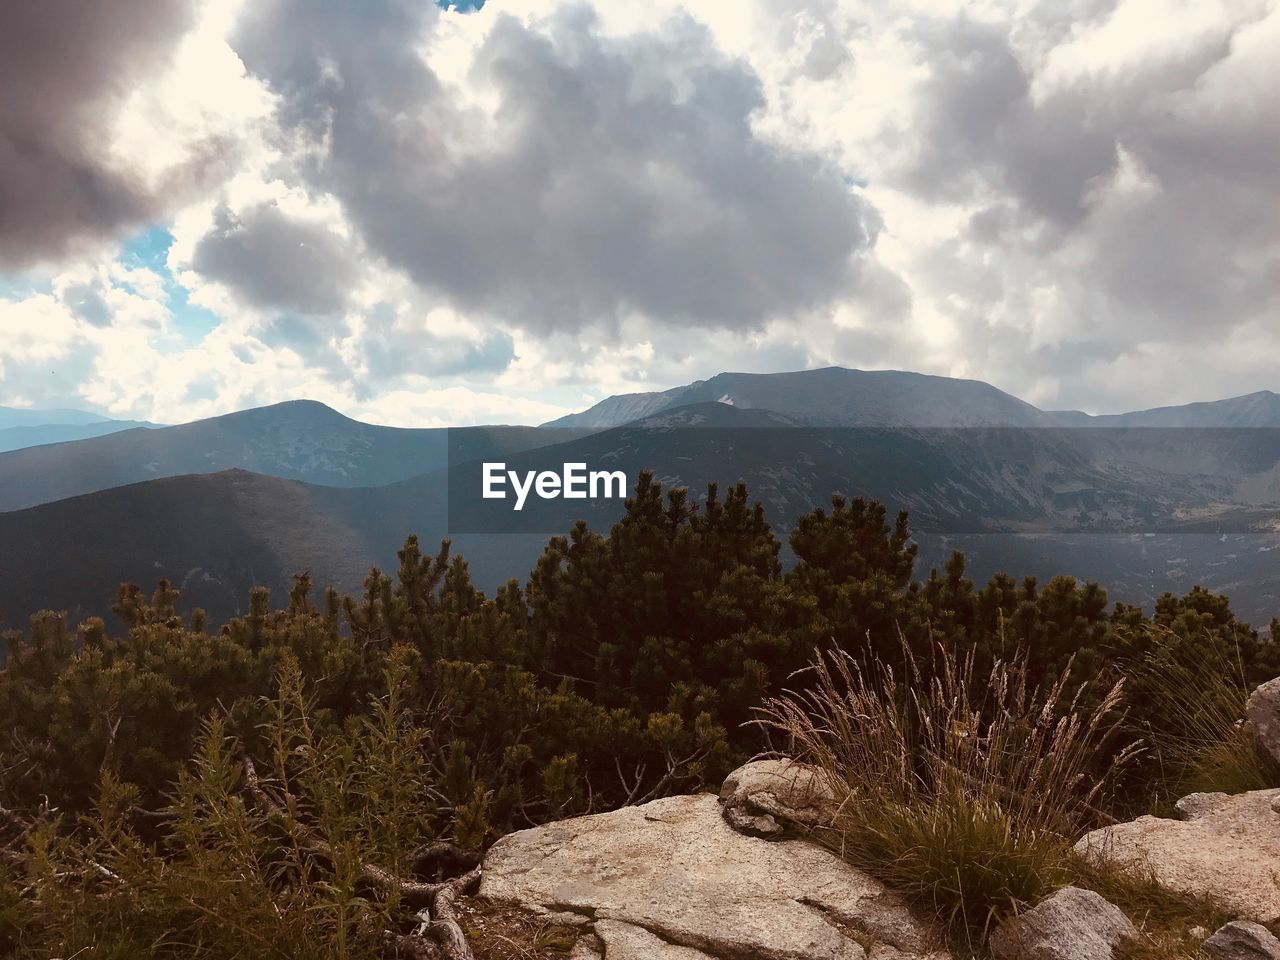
[760,640,1139,948]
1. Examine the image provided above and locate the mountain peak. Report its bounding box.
[543,366,1053,430]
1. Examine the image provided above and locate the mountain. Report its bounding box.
[0,399,591,513]
[0,419,158,453]
[548,368,1280,430]
[1052,390,1280,427]
[0,470,377,628]
[542,368,1061,429]
[0,404,159,453]
[11,401,1280,629]
[0,465,551,630]
[7,370,1280,630]
[0,405,114,429]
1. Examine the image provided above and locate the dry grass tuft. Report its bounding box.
[759,640,1139,951]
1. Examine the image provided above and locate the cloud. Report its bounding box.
[895,2,1280,342]
[0,0,203,266]
[229,1,878,333]
[191,201,361,314]
[3,0,1279,424]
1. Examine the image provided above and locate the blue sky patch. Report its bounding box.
[122,227,221,351]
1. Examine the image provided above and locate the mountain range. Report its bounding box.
[542,368,1280,430]
[3,367,1280,630]
[0,404,160,453]
[0,400,589,512]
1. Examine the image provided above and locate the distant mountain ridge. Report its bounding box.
[5,367,1280,629]
[0,420,159,453]
[8,400,1280,628]
[0,404,161,453]
[0,405,115,429]
[545,367,1280,430]
[0,400,590,512]
[542,368,1059,429]
[1052,390,1280,428]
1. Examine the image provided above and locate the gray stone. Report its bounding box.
[1246,678,1280,765]
[719,759,843,837]
[480,792,946,960]
[1174,792,1231,821]
[1075,788,1280,923]
[988,887,1136,960]
[594,920,717,959]
[1203,921,1280,960]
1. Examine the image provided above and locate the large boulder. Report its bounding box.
[480,792,947,960]
[719,759,843,837]
[988,887,1136,960]
[1246,678,1280,766]
[1075,788,1280,923]
[1203,921,1280,960]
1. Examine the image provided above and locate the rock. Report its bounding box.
[1174,792,1231,821]
[480,793,947,960]
[987,887,1136,960]
[1246,678,1280,765]
[1203,921,1280,960]
[719,759,843,837]
[1075,788,1280,923]
[594,920,717,959]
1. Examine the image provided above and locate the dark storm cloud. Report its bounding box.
[231,1,877,332]
[0,0,202,266]
[192,202,361,315]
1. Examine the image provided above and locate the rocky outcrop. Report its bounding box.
[1246,678,1280,766]
[1075,788,1280,923]
[1203,921,1280,960]
[988,887,1136,960]
[479,792,947,960]
[718,759,843,837]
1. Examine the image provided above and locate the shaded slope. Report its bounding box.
[0,469,377,629]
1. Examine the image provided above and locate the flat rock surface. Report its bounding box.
[480,793,946,960]
[1075,788,1280,923]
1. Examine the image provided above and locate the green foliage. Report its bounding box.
[11,657,442,959]
[1,470,1277,957]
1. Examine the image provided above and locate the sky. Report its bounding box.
[0,0,1277,427]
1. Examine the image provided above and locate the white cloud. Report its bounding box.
[1,0,1278,424]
